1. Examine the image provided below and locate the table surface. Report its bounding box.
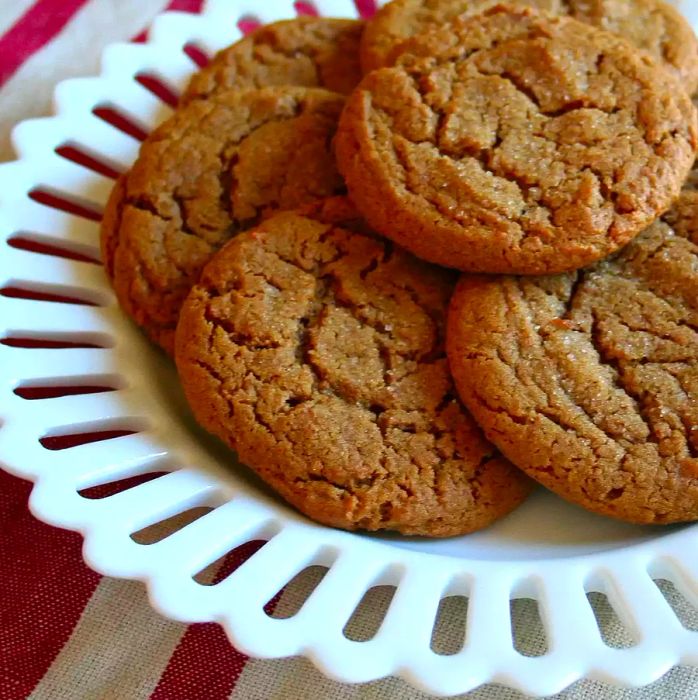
[1,1,698,698]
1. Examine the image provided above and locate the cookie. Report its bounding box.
[446,194,698,524]
[360,0,698,94]
[662,153,698,240]
[101,86,345,354]
[175,198,532,536]
[183,17,364,103]
[336,5,698,275]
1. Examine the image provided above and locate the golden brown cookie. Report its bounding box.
[361,0,698,94]
[662,151,698,238]
[101,86,345,354]
[175,198,532,537]
[336,5,698,275]
[183,17,364,103]
[446,186,698,524]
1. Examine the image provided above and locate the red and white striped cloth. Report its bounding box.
[1,2,698,698]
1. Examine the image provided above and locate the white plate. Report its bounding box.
[0,0,697,695]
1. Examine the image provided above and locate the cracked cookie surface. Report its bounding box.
[336,5,698,275]
[361,0,698,94]
[101,86,345,354]
[183,18,364,103]
[175,198,532,536]
[447,182,698,524]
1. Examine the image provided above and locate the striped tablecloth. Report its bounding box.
[1,2,698,698]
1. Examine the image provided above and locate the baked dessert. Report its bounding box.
[183,17,364,103]
[360,0,698,95]
[101,86,345,354]
[175,198,532,536]
[447,195,698,524]
[336,5,698,275]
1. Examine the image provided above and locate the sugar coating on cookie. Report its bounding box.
[336,5,698,275]
[183,17,364,103]
[175,198,532,537]
[361,0,698,94]
[447,189,698,524]
[101,87,345,354]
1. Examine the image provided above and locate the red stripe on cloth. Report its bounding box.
[166,0,206,12]
[0,471,101,699]
[150,541,276,700]
[355,0,377,18]
[0,0,92,87]
[294,1,319,16]
[148,619,249,699]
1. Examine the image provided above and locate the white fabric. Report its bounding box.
[0,0,36,36]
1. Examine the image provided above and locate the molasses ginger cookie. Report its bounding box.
[183,17,364,103]
[336,5,698,276]
[101,86,345,354]
[446,203,698,524]
[361,0,698,94]
[662,155,698,239]
[175,198,532,536]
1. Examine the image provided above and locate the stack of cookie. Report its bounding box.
[102,1,698,537]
